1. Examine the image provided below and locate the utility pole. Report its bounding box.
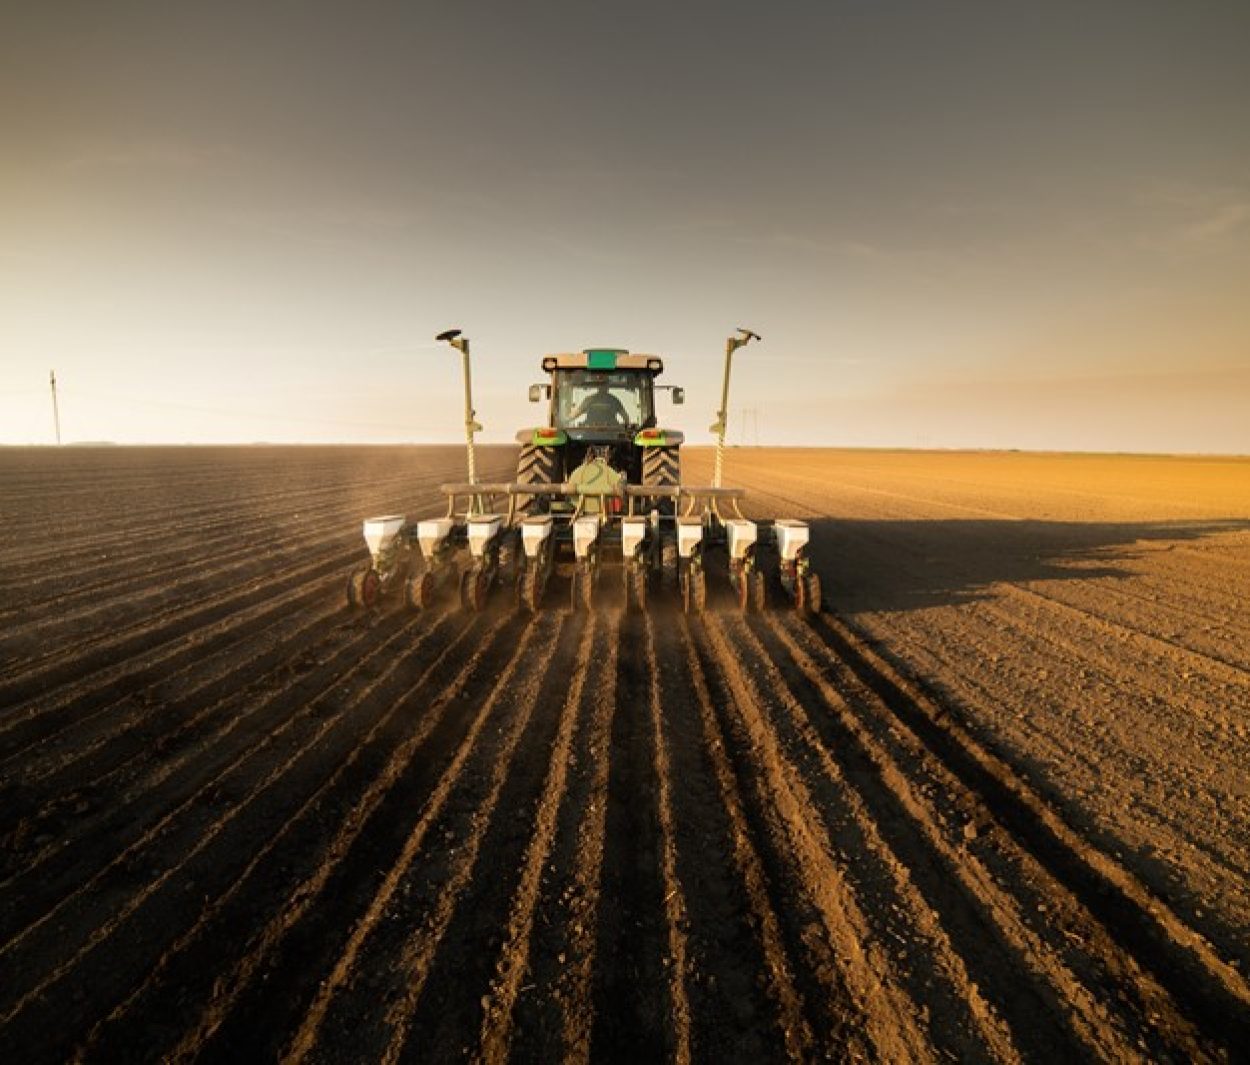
[50,370,61,445]
[739,407,759,446]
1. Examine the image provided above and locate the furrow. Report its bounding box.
[812,611,1250,1055]
[675,616,817,1061]
[641,613,793,1063]
[999,581,1250,683]
[0,473,410,621]
[72,610,517,1064]
[507,613,620,1063]
[0,569,338,753]
[640,612,693,1065]
[475,616,600,1061]
[0,450,517,577]
[0,588,343,790]
[738,613,1115,1061]
[847,603,1250,924]
[0,598,347,880]
[0,610,454,1050]
[0,461,443,580]
[0,606,392,907]
[0,608,432,955]
[587,611,687,1062]
[0,545,350,713]
[363,615,588,1064]
[0,523,352,673]
[276,617,553,1063]
[696,614,934,1063]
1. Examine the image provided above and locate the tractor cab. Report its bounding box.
[532,349,679,443]
[521,350,685,484]
[554,368,653,434]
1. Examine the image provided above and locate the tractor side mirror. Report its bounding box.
[672,387,685,405]
[528,384,543,403]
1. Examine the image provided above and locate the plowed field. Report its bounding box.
[2,445,1248,1062]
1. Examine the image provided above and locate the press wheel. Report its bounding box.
[460,565,489,612]
[625,565,647,613]
[735,569,751,612]
[405,569,435,611]
[347,566,381,609]
[520,563,544,614]
[749,569,766,612]
[570,563,594,612]
[680,566,706,615]
[796,571,822,616]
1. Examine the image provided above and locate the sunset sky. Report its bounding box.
[2,2,1248,451]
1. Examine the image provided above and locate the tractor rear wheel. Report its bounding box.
[516,443,561,516]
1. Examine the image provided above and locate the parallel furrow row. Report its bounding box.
[0,544,352,717]
[804,611,1250,1058]
[79,613,527,1063]
[2,494,360,625]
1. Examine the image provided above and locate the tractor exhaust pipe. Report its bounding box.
[711,327,761,488]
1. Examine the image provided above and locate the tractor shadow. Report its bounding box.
[805,517,1250,615]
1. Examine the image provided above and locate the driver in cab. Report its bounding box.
[571,381,629,427]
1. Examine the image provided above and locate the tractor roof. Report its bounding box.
[541,349,663,373]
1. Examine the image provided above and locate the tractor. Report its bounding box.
[514,348,684,517]
[346,329,821,616]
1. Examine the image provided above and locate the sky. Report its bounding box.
[1,1,1248,452]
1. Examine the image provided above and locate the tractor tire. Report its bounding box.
[516,443,561,516]
[641,446,680,514]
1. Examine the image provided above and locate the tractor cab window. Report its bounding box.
[554,370,652,429]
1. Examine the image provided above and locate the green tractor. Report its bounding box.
[346,328,821,616]
[514,348,685,516]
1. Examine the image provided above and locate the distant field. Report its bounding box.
[2,445,1248,1061]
